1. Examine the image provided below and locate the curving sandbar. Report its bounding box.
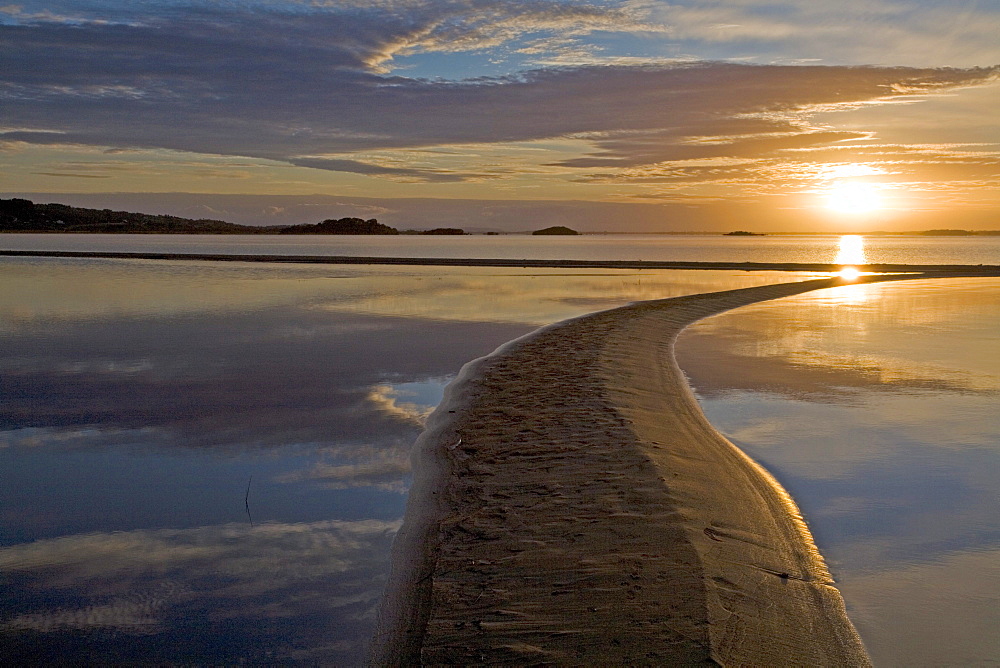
[371,273,1000,666]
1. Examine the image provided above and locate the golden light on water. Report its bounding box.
[835,235,866,282]
[835,235,867,265]
[838,267,861,281]
[825,182,883,215]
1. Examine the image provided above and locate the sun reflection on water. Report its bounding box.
[838,266,861,282]
[835,235,867,282]
[835,235,867,265]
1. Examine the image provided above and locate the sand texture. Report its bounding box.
[376,276,960,666]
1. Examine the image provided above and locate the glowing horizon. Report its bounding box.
[1,1,997,233]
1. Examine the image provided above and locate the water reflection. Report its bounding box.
[1,520,400,664]
[835,235,867,266]
[676,277,1000,666]
[0,258,811,329]
[834,235,866,282]
[1,257,787,664]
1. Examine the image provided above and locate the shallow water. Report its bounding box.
[676,278,1000,667]
[4,232,1000,265]
[4,253,996,664]
[0,257,787,663]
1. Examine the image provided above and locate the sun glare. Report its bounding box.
[835,235,866,282]
[825,182,883,215]
[838,266,861,282]
[835,235,866,265]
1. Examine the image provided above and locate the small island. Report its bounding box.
[279,218,398,235]
[724,230,766,236]
[416,228,466,235]
[532,225,579,236]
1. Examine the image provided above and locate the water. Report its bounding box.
[2,237,997,664]
[3,232,1000,265]
[0,256,784,664]
[676,278,1000,666]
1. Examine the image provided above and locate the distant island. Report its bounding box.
[411,228,466,236]
[0,197,260,234]
[279,218,398,235]
[917,229,979,236]
[2,198,997,237]
[0,198,465,235]
[533,226,579,235]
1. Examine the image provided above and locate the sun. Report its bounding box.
[825,182,883,215]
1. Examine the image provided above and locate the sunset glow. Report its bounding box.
[0,2,997,232]
[826,183,883,215]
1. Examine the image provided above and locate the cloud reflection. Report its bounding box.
[677,277,1000,664]
[838,548,1000,667]
[678,278,1000,399]
[1,519,400,662]
[0,305,527,448]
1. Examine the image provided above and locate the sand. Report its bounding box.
[373,273,999,666]
[2,249,999,276]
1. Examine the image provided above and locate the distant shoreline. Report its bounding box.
[4,230,1000,236]
[2,249,999,275]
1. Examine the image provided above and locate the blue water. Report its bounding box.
[0,257,778,664]
[676,278,1000,666]
[1,246,997,664]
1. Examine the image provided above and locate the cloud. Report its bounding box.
[30,171,112,178]
[640,0,1000,67]
[1,2,996,183]
[289,156,478,182]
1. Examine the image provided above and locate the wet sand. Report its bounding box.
[372,273,997,666]
[2,249,999,275]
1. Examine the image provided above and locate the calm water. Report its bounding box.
[676,278,1000,666]
[0,256,789,664]
[3,232,1000,265]
[2,237,997,664]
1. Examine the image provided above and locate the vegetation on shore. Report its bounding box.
[278,218,398,235]
[532,225,579,235]
[0,198,260,234]
[2,198,997,236]
[0,198,469,235]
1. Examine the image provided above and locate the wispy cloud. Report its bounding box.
[638,0,1000,67]
[1,0,997,223]
[2,2,996,184]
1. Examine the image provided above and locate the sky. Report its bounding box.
[1,0,999,232]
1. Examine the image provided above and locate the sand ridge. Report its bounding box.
[374,272,996,665]
[3,249,999,276]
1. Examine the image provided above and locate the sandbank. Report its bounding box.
[373,273,992,665]
[2,249,999,275]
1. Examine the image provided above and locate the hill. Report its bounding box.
[0,198,259,234]
[0,199,407,235]
[278,218,399,235]
[532,225,579,235]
